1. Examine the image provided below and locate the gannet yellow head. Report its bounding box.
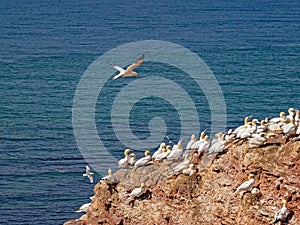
[280,112,286,118]
[145,150,151,156]
[200,130,206,139]
[282,199,287,207]
[260,120,266,126]
[205,135,209,141]
[244,115,253,125]
[160,143,166,148]
[191,134,196,141]
[124,149,132,156]
[129,153,136,159]
[288,108,295,113]
[108,168,113,176]
[252,119,258,125]
[161,147,167,152]
[166,145,172,150]
[178,142,183,149]
[248,174,255,180]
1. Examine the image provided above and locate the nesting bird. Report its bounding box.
[235,174,255,193]
[134,150,151,167]
[83,165,94,183]
[271,200,289,224]
[129,183,145,198]
[167,140,183,160]
[154,145,171,161]
[186,134,197,150]
[152,143,166,159]
[100,168,118,185]
[118,149,133,168]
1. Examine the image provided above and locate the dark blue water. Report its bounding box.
[0,0,299,224]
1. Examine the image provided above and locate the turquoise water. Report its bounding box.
[0,0,299,224]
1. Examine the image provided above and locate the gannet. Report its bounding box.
[109,55,144,80]
[75,202,91,213]
[272,200,288,224]
[234,174,255,193]
[269,112,286,124]
[198,135,210,154]
[225,129,236,142]
[154,146,171,161]
[100,168,118,185]
[128,153,136,166]
[167,140,183,160]
[233,116,252,134]
[129,183,145,198]
[287,108,296,121]
[248,133,268,148]
[152,143,166,160]
[208,132,226,154]
[186,134,197,150]
[256,120,267,133]
[118,149,133,168]
[170,154,190,173]
[239,119,258,139]
[182,163,196,176]
[281,117,296,134]
[134,150,151,167]
[191,130,206,149]
[83,165,94,183]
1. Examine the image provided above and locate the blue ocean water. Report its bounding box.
[0,0,299,224]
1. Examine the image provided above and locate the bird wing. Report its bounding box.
[125,55,144,72]
[87,174,93,183]
[108,62,125,73]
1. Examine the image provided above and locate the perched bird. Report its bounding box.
[198,135,210,154]
[186,134,197,150]
[75,202,91,213]
[287,108,296,121]
[100,168,118,185]
[154,146,171,161]
[152,143,166,160]
[248,133,268,148]
[182,163,196,176]
[83,165,94,183]
[129,183,145,198]
[256,119,268,133]
[134,150,151,167]
[239,119,258,139]
[118,149,133,168]
[269,112,287,124]
[109,55,144,80]
[191,130,206,149]
[128,153,136,166]
[235,174,255,193]
[208,132,226,154]
[167,140,183,160]
[233,116,252,135]
[272,200,289,224]
[169,154,190,174]
[281,117,296,134]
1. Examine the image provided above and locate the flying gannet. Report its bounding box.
[109,55,144,80]
[83,165,94,183]
[235,174,255,193]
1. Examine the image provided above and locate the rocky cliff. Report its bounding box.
[65,135,300,225]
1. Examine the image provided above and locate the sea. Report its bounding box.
[0,0,299,224]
